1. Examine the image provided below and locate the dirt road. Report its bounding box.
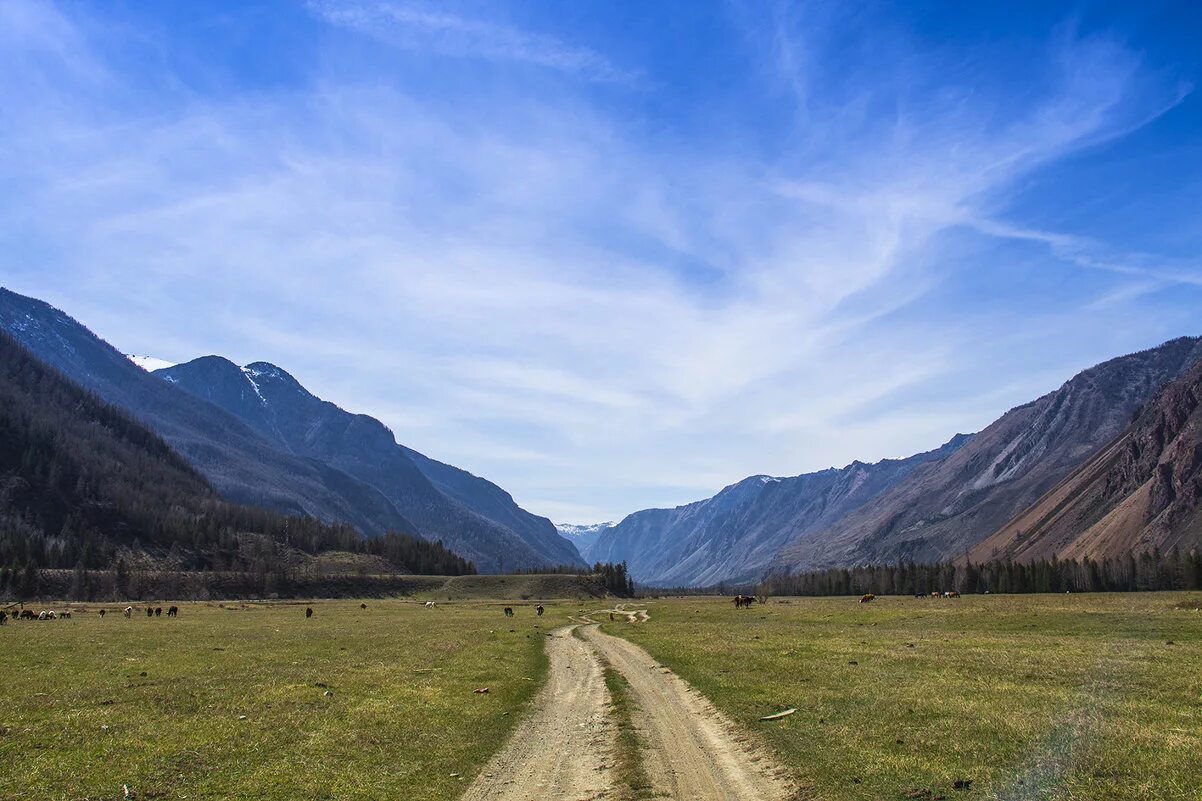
[461,619,793,801]
[580,624,794,801]
[459,626,616,801]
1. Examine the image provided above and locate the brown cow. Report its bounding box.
[167,606,179,617]
[859,594,876,603]
[155,607,163,617]
[305,607,314,618]
[733,595,757,608]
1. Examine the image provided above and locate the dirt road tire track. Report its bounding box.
[459,625,616,801]
[581,624,795,801]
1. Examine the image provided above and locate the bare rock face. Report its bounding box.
[973,358,1202,563]
[772,336,1202,573]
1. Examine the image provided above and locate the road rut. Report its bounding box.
[581,624,794,801]
[459,625,615,801]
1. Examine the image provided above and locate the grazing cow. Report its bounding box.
[99,608,106,618]
[167,606,178,617]
[733,595,757,609]
[536,605,544,617]
[503,607,514,617]
[305,607,314,618]
[0,611,6,625]
[146,607,153,618]
[155,607,163,617]
[425,601,436,608]
[38,611,48,620]
[21,609,35,620]
[360,603,367,610]
[609,612,615,621]
[60,611,71,619]
[124,606,133,619]
[947,590,960,598]
[859,594,876,604]
[931,591,941,598]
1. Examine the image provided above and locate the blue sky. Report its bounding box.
[2,1,1201,523]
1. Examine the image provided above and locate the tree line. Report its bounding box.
[758,549,1202,597]
[510,561,635,596]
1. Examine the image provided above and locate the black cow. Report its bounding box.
[305,607,314,618]
[536,605,544,617]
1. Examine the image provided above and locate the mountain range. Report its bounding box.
[0,289,582,572]
[0,326,471,577]
[583,337,1202,586]
[584,434,972,586]
[3,287,1199,586]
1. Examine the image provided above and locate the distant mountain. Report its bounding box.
[971,358,1202,563]
[0,288,581,572]
[556,522,615,558]
[588,434,972,587]
[156,356,583,571]
[399,445,582,567]
[0,327,472,577]
[772,336,1202,573]
[0,288,414,539]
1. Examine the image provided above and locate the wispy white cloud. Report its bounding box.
[307,0,638,84]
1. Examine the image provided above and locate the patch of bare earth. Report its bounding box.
[460,625,616,801]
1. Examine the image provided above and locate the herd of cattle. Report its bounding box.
[1,593,975,625]
[0,604,180,624]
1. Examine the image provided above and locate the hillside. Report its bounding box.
[0,288,413,539]
[0,328,472,578]
[770,336,1202,573]
[0,289,581,572]
[589,434,972,586]
[972,359,1202,562]
[157,355,583,571]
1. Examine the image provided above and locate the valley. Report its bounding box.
[2,593,1198,801]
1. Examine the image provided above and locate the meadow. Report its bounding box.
[2,592,1199,801]
[0,598,574,801]
[612,592,1202,801]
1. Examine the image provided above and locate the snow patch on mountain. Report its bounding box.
[127,354,175,372]
[557,521,615,537]
[239,365,268,404]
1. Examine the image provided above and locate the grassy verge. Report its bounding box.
[0,598,573,801]
[613,592,1202,801]
[602,664,656,801]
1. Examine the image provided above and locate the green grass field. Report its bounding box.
[0,599,573,801]
[610,593,1202,801]
[3,592,1199,801]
